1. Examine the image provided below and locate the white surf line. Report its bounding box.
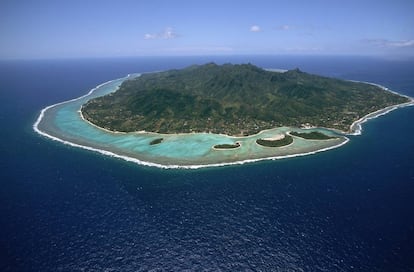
[35,81,112,129]
[33,73,140,134]
[32,75,181,169]
[34,121,350,170]
[35,99,349,169]
[346,80,414,136]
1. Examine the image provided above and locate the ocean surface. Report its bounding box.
[1,56,413,271]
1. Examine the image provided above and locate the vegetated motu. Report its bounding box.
[256,136,294,147]
[82,63,409,136]
[290,131,337,140]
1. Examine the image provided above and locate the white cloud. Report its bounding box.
[144,27,178,40]
[281,25,291,30]
[144,33,157,40]
[250,25,261,32]
[366,39,414,48]
[276,25,293,31]
[387,40,414,47]
[166,46,234,53]
[162,27,177,39]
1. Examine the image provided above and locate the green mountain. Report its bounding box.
[81,63,409,136]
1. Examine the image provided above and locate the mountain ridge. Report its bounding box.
[81,63,409,136]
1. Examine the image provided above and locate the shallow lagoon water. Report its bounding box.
[35,73,348,168]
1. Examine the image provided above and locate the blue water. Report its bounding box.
[1,56,414,271]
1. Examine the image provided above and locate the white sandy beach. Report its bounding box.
[261,134,286,141]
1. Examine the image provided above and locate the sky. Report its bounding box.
[1,0,413,59]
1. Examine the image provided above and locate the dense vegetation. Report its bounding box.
[213,143,241,149]
[290,131,337,140]
[256,135,294,147]
[82,63,409,136]
[149,138,163,145]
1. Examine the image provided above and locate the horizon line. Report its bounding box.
[1,53,413,62]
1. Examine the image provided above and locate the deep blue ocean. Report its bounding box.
[1,56,413,271]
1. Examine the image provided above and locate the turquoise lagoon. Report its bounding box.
[34,74,349,169]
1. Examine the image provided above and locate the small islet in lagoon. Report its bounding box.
[34,63,414,169]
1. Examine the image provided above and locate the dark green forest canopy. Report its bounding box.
[81,63,409,136]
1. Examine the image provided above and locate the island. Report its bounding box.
[213,142,241,150]
[256,134,293,147]
[81,63,410,136]
[290,131,337,140]
[149,138,164,145]
[34,63,413,169]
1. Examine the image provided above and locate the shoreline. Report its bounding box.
[346,81,414,136]
[78,106,128,135]
[33,77,124,138]
[349,99,414,136]
[33,72,413,170]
